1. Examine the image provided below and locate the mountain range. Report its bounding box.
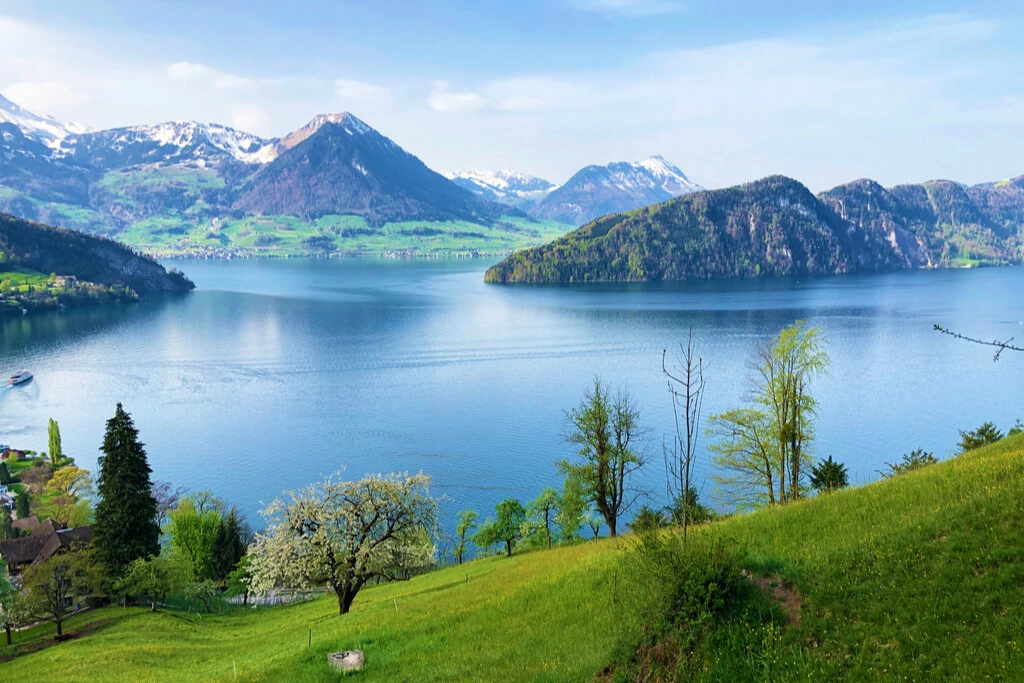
[446,156,703,225]
[0,94,701,256]
[485,174,1024,283]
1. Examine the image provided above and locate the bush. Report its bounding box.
[958,422,1004,453]
[628,505,668,534]
[1008,419,1023,438]
[882,448,938,477]
[666,486,716,527]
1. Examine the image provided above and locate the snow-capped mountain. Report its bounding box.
[443,169,554,205]
[0,93,90,148]
[59,121,278,169]
[528,156,703,226]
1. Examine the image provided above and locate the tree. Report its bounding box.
[707,408,778,508]
[474,498,527,557]
[116,553,187,612]
[47,418,64,466]
[1010,420,1024,438]
[934,324,1023,362]
[210,508,247,584]
[93,404,160,578]
[20,461,54,495]
[0,463,11,486]
[662,330,706,540]
[958,422,1004,453]
[0,572,29,646]
[526,488,559,550]
[561,379,647,537]
[454,510,478,565]
[882,448,938,477]
[555,473,587,543]
[23,548,101,638]
[666,486,714,527]
[151,481,187,528]
[47,466,92,500]
[809,456,849,493]
[708,323,828,507]
[0,512,13,540]
[629,505,667,534]
[168,495,223,580]
[226,556,253,606]
[586,512,602,541]
[15,491,30,519]
[248,472,438,615]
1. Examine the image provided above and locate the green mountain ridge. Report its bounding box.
[486,174,1024,283]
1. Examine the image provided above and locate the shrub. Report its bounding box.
[629,505,668,534]
[665,486,715,527]
[1008,419,1023,438]
[882,448,938,477]
[958,422,1005,453]
[810,456,849,493]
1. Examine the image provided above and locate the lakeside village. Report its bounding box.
[1,322,1022,660]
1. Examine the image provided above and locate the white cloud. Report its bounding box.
[427,81,488,113]
[166,61,255,89]
[231,105,271,133]
[2,80,84,111]
[570,0,683,16]
[335,78,391,103]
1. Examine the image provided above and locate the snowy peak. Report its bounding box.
[0,92,90,148]
[528,156,703,226]
[443,168,554,203]
[277,112,377,153]
[59,120,277,167]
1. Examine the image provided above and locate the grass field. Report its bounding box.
[2,434,1023,681]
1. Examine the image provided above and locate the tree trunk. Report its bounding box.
[56,618,63,638]
[5,624,11,645]
[337,585,357,615]
[608,518,617,538]
[505,540,513,557]
[151,594,157,612]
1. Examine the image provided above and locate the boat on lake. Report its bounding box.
[6,370,33,386]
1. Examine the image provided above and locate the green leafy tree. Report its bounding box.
[526,488,559,550]
[248,472,438,615]
[15,491,30,519]
[0,463,11,486]
[225,555,253,606]
[454,510,478,565]
[561,378,647,537]
[809,456,849,493]
[0,572,29,646]
[47,418,64,466]
[93,404,160,578]
[555,473,587,543]
[708,323,828,507]
[168,495,223,580]
[116,553,187,612]
[0,513,13,540]
[474,498,527,557]
[23,548,101,638]
[210,508,247,584]
[586,511,602,541]
[958,422,1005,453]
[882,448,938,477]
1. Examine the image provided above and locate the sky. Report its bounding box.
[1,0,1023,190]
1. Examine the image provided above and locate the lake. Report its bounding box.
[1,258,1022,528]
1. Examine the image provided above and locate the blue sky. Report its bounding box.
[1,0,1022,189]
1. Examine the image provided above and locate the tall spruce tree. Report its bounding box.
[93,404,160,577]
[210,508,247,584]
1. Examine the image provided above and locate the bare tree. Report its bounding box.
[151,481,188,528]
[934,324,1023,361]
[662,329,706,540]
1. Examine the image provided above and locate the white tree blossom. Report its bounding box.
[248,471,438,615]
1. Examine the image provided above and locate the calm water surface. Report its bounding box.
[1,258,1022,525]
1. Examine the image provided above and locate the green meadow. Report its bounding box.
[3,434,1023,681]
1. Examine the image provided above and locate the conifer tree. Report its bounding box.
[93,404,160,577]
[47,418,63,466]
[210,508,247,583]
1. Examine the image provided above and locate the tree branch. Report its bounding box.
[934,324,1023,362]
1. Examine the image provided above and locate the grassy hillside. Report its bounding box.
[3,434,1023,681]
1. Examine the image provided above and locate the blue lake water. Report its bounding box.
[1,258,1022,527]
